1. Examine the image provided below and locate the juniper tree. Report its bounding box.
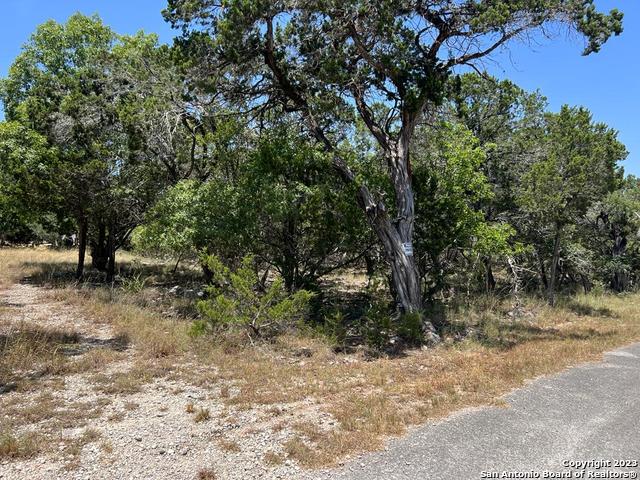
[164,0,623,332]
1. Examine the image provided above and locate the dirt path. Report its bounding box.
[0,283,116,349]
[0,283,305,480]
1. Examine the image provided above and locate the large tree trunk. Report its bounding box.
[547,224,562,306]
[105,221,116,283]
[91,222,108,271]
[261,22,437,341]
[75,218,87,280]
[379,144,422,314]
[355,141,440,341]
[353,173,422,317]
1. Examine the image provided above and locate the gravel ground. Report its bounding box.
[0,283,313,480]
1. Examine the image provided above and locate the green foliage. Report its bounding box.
[473,222,524,258]
[319,310,349,348]
[1,13,193,280]
[165,0,623,313]
[357,282,425,352]
[136,123,367,289]
[0,122,59,240]
[583,176,640,291]
[130,168,253,266]
[0,4,634,354]
[519,106,625,225]
[196,255,314,338]
[413,122,493,293]
[246,125,368,289]
[120,273,148,294]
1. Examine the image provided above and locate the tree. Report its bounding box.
[164,0,623,331]
[1,14,201,281]
[246,126,368,291]
[195,255,314,339]
[1,14,117,277]
[412,122,491,297]
[0,122,57,243]
[518,106,626,304]
[451,73,547,291]
[135,123,369,290]
[585,177,640,292]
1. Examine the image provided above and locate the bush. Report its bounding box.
[194,255,314,339]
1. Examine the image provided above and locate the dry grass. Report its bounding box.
[264,450,285,466]
[0,431,43,459]
[1,394,109,435]
[0,325,80,386]
[193,407,211,423]
[2,247,640,468]
[92,370,148,395]
[187,292,640,467]
[62,428,103,470]
[197,468,217,480]
[100,440,114,454]
[217,438,241,452]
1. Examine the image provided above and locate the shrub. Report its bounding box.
[359,282,431,352]
[195,255,314,339]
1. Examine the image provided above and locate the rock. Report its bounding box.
[0,382,18,394]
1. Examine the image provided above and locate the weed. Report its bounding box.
[121,273,148,294]
[194,407,211,423]
[197,468,217,479]
[0,431,42,459]
[264,450,284,466]
[217,439,241,452]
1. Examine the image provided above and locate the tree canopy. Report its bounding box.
[0,4,632,349]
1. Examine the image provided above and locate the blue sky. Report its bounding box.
[1,0,637,174]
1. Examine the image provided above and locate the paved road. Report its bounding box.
[313,343,640,480]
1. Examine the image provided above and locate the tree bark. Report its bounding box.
[105,221,116,283]
[202,262,214,283]
[356,141,422,318]
[547,224,562,306]
[75,218,88,280]
[262,19,429,330]
[483,257,496,292]
[91,222,108,271]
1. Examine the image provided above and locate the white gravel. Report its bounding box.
[0,284,327,480]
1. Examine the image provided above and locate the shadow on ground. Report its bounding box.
[0,326,129,394]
